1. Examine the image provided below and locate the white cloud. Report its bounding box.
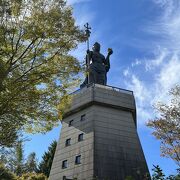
[146,0,180,51]
[145,48,168,71]
[154,54,180,101]
[131,59,142,67]
[125,75,152,125]
[125,49,180,125]
[157,55,180,89]
[123,68,130,77]
[128,75,149,105]
[146,0,180,103]
[123,0,180,126]
[152,0,173,7]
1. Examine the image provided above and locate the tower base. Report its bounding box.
[49,84,150,180]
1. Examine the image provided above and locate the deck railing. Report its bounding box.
[70,83,133,95]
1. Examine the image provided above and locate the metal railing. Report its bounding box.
[70,83,133,95]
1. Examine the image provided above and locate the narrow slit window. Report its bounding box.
[80,114,86,121]
[65,138,71,146]
[75,155,81,164]
[78,133,84,142]
[62,160,68,169]
[69,120,73,127]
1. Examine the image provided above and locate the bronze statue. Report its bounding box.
[80,23,113,88]
[80,42,113,88]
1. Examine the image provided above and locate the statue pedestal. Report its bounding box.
[49,84,150,180]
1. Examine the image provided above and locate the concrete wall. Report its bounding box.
[49,107,94,180]
[93,105,148,179]
[49,84,149,180]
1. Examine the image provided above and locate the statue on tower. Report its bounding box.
[80,24,113,88]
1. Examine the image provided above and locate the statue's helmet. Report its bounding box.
[92,42,100,52]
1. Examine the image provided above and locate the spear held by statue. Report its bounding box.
[80,23,113,88]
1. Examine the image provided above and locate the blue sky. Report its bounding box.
[25,0,180,176]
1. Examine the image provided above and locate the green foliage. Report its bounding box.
[17,173,47,180]
[151,165,180,180]
[0,116,21,147]
[147,85,180,166]
[0,147,14,170]
[38,140,57,177]
[166,175,180,180]
[2,142,39,176]
[13,141,25,176]
[1,141,29,176]
[0,163,16,180]
[152,165,165,180]
[24,152,38,173]
[0,145,25,174]
[166,169,180,180]
[57,94,73,119]
[125,176,134,180]
[0,0,86,148]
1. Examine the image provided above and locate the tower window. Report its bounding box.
[65,138,71,146]
[62,160,68,169]
[78,133,84,142]
[80,114,86,121]
[75,155,81,164]
[69,120,73,127]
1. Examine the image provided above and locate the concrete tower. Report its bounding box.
[49,84,150,180]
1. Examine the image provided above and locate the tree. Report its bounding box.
[166,174,180,180]
[0,163,17,180]
[0,0,86,148]
[125,176,134,180]
[24,152,38,173]
[13,141,25,176]
[152,165,165,180]
[0,142,26,173]
[17,173,47,180]
[38,140,57,177]
[1,141,26,175]
[147,85,180,167]
[0,146,16,172]
[0,116,21,148]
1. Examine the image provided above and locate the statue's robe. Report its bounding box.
[80,51,110,88]
[89,51,106,85]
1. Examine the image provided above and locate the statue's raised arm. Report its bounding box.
[104,48,113,84]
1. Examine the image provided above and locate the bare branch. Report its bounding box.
[12,37,39,66]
